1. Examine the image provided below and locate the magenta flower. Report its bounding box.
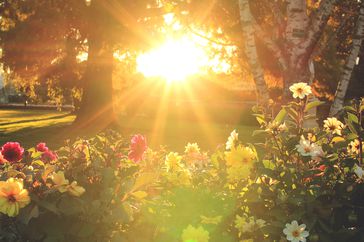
[1,142,24,163]
[36,142,49,152]
[41,151,57,163]
[128,134,147,163]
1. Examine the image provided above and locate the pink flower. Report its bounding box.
[41,151,57,163]
[36,142,48,152]
[1,142,24,163]
[128,135,147,163]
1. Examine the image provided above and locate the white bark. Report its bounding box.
[283,0,310,96]
[299,0,336,66]
[253,19,288,71]
[330,1,364,116]
[286,0,309,47]
[283,0,336,97]
[238,0,269,104]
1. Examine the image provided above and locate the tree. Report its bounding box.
[238,0,269,104]
[330,0,364,116]
[178,0,339,103]
[0,0,163,129]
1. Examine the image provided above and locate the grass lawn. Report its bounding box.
[0,109,76,150]
[0,108,258,151]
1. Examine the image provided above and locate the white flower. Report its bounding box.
[353,164,364,179]
[289,83,312,99]
[283,221,309,242]
[296,136,323,159]
[323,117,344,136]
[226,130,238,150]
[265,121,288,134]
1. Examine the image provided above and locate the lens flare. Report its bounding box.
[136,37,210,83]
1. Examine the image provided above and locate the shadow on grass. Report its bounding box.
[0,113,72,126]
[0,109,259,151]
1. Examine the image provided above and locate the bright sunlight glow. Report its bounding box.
[136,14,235,83]
[136,38,210,83]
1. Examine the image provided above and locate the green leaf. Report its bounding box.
[31,160,45,168]
[17,204,39,225]
[347,112,359,124]
[345,118,360,135]
[274,108,287,124]
[346,133,359,140]
[262,160,276,170]
[305,101,325,112]
[253,114,265,125]
[331,136,345,144]
[131,191,148,199]
[35,198,60,215]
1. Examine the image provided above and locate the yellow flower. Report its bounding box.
[235,215,266,233]
[51,171,69,193]
[289,82,312,99]
[165,152,182,172]
[225,145,256,182]
[181,225,209,242]
[226,130,239,150]
[67,181,85,197]
[225,145,256,167]
[323,117,344,136]
[165,168,191,186]
[185,143,200,154]
[0,178,30,217]
[348,139,363,155]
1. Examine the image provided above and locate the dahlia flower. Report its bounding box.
[128,134,147,162]
[283,220,309,242]
[289,82,312,99]
[1,142,24,163]
[323,117,344,136]
[0,178,30,217]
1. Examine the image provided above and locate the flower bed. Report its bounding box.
[0,84,363,242]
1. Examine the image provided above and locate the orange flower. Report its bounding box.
[0,178,30,217]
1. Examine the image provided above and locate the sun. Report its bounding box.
[136,37,210,83]
[136,13,234,83]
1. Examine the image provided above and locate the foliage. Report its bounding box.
[0,84,364,242]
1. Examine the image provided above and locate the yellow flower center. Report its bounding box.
[304,147,311,153]
[7,194,16,203]
[242,158,249,163]
[292,230,300,238]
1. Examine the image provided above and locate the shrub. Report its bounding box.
[0,83,363,242]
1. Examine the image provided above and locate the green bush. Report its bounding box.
[0,83,363,242]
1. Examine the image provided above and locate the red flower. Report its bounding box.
[128,135,147,163]
[36,142,48,152]
[41,151,57,163]
[1,142,24,163]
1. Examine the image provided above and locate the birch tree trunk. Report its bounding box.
[238,0,269,104]
[282,0,309,97]
[283,0,336,98]
[329,1,364,116]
